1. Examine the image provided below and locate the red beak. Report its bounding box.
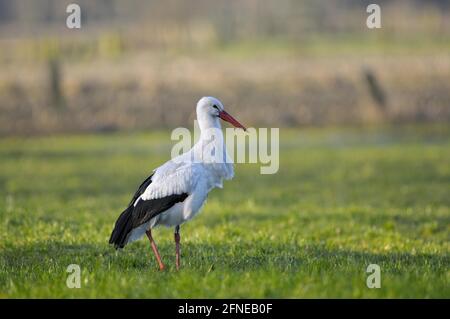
[219,110,247,131]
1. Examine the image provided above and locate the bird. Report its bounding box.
[109,96,246,270]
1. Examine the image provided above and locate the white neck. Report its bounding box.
[193,112,230,165]
[186,108,234,181]
[197,111,222,135]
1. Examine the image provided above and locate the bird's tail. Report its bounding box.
[109,206,134,249]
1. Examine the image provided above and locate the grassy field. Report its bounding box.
[0,125,449,298]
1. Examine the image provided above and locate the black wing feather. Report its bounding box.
[109,173,188,249]
[128,173,154,206]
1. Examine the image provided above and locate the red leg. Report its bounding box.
[146,229,165,271]
[175,225,181,270]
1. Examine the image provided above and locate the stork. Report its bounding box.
[109,97,246,270]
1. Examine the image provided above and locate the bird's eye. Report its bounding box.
[212,105,219,110]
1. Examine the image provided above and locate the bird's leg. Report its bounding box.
[174,225,181,270]
[145,229,165,271]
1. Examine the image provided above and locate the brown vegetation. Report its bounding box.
[0,0,449,135]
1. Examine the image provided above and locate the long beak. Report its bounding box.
[219,110,247,131]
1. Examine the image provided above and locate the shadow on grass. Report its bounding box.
[202,209,450,244]
[1,241,447,274]
[203,209,450,226]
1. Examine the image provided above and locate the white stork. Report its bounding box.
[109,96,246,270]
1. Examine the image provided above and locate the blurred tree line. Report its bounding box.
[0,0,449,41]
[0,0,449,135]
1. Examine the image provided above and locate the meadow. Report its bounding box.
[0,125,448,298]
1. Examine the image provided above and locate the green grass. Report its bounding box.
[0,126,449,298]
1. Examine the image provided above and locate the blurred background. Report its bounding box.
[0,0,449,135]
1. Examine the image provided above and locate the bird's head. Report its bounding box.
[196,96,246,131]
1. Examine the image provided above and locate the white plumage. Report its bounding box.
[109,96,246,270]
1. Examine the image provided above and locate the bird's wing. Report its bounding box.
[127,172,154,206]
[109,160,203,248]
[140,160,203,201]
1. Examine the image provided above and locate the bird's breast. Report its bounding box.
[157,188,208,227]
